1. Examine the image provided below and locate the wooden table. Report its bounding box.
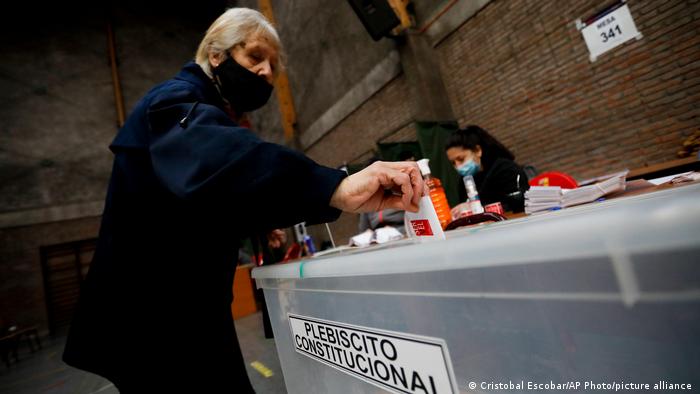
[627,156,699,180]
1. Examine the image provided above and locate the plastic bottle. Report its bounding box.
[294,222,316,256]
[303,234,317,256]
[417,159,452,229]
[462,175,484,214]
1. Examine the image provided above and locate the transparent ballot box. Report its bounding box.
[252,183,700,394]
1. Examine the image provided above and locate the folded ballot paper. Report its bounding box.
[525,171,627,214]
[349,226,404,247]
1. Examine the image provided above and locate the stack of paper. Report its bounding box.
[525,172,627,214]
[524,186,563,214]
[561,172,627,207]
[577,170,630,186]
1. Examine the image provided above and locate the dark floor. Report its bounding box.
[0,312,287,393]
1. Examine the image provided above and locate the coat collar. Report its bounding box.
[175,62,225,108]
[110,62,227,151]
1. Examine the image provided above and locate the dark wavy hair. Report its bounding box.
[445,125,515,170]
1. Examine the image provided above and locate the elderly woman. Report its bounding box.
[63,8,422,392]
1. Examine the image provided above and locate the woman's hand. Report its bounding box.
[329,161,424,213]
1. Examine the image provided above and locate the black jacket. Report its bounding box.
[63,62,345,391]
[459,157,530,212]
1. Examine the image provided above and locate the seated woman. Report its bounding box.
[445,125,530,214]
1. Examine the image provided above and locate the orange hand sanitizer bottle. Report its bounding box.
[417,159,452,229]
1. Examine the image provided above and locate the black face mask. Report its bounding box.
[212,57,273,113]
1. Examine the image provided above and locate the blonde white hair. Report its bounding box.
[195,8,282,78]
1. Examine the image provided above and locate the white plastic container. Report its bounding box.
[253,183,700,393]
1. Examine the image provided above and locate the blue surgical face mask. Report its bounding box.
[456,159,480,177]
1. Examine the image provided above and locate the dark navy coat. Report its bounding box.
[63,62,345,391]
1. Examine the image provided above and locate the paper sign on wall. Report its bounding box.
[289,314,458,394]
[577,3,642,62]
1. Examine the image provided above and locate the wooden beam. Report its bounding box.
[388,0,413,29]
[107,21,125,128]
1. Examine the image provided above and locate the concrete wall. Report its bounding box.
[238,0,399,146]
[0,1,225,333]
[0,2,223,216]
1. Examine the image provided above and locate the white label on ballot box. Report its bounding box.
[288,313,458,394]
